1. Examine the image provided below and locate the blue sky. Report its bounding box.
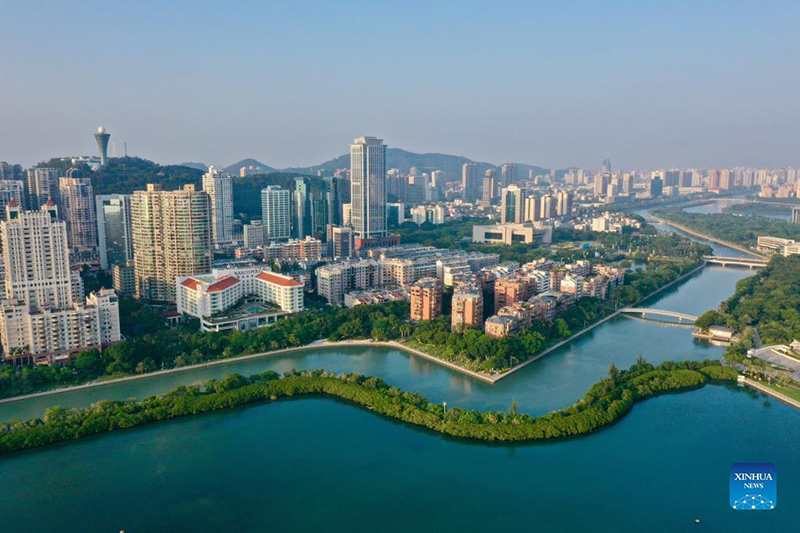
[1,1,798,169]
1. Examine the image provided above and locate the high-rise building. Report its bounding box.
[792,207,800,225]
[327,225,353,259]
[0,179,25,216]
[524,195,540,222]
[622,173,635,193]
[324,176,341,227]
[410,277,443,321]
[350,136,387,241]
[96,194,133,270]
[482,169,496,205]
[602,158,612,173]
[26,167,60,210]
[500,185,525,224]
[94,126,111,166]
[0,162,23,181]
[539,195,556,219]
[462,162,480,202]
[500,163,517,187]
[0,202,120,361]
[59,168,98,264]
[293,176,313,238]
[556,190,573,217]
[650,176,663,197]
[131,184,212,302]
[202,166,234,245]
[261,186,291,240]
[593,173,610,196]
[243,220,265,248]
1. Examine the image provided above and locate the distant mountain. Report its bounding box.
[179,161,208,171]
[224,158,277,175]
[280,147,550,181]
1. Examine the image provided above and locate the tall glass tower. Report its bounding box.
[94,126,110,166]
[350,136,386,240]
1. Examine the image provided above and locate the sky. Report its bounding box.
[1,0,799,170]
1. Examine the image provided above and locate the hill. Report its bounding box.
[280,147,550,181]
[224,158,277,175]
[179,162,208,171]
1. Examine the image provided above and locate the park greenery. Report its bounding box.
[0,359,738,455]
[697,255,800,347]
[723,202,793,218]
[652,207,800,249]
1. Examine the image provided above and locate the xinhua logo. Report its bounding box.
[730,463,776,510]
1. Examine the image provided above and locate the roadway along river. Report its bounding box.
[1,220,798,532]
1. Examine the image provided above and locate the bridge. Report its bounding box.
[703,255,768,268]
[620,308,698,323]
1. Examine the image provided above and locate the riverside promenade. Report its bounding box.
[649,215,766,259]
[744,378,800,410]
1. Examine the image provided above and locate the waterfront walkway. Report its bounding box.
[744,378,800,410]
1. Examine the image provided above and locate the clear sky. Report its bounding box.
[1,1,798,170]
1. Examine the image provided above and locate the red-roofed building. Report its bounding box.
[177,266,303,328]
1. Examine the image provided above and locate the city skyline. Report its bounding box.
[1,2,799,170]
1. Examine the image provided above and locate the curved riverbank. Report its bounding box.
[649,215,766,259]
[0,360,738,455]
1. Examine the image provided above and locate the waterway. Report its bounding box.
[683,198,791,220]
[1,215,798,532]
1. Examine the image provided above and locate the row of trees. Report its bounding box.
[0,359,738,455]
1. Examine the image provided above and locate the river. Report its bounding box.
[0,216,797,532]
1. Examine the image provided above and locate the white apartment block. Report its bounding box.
[261,186,291,240]
[316,259,384,305]
[0,203,120,362]
[203,166,234,244]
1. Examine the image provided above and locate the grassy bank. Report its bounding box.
[0,360,737,454]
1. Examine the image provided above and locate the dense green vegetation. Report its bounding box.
[652,207,800,248]
[697,255,800,346]
[724,202,793,218]
[0,359,738,455]
[230,172,333,222]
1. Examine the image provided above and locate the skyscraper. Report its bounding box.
[556,190,573,217]
[95,126,110,166]
[350,136,387,241]
[261,186,291,240]
[482,169,496,205]
[500,185,525,224]
[593,173,610,197]
[324,176,341,227]
[202,166,234,244]
[59,168,98,264]
[602,158,612,173]
[131,184,212,302]
[293,176,313,238]
[462,162,479,202]
[96,194,133,270]
[26,167,60,210]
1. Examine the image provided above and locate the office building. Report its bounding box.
[472,223,552,245]
[261,186,291,240]
[500,185,525,224]
[0,162,23,181]
[462,162,480,202]
[593,174,610,196]
[131,184,212,302]
[324,176,341,227]
[350,136,387,242]
[327,225,353,259]
[59,168,98,264]
[96,194,133,270]
[410,277,443,321]
[482,170,496,205]
[293,176,313,238]
[0,203,120,362]
[202,166,234,244]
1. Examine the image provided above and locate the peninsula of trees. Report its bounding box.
[0,359,738,455]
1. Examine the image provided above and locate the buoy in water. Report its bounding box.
[694,518,701,524]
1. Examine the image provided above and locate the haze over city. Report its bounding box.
[2,0,799,169]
